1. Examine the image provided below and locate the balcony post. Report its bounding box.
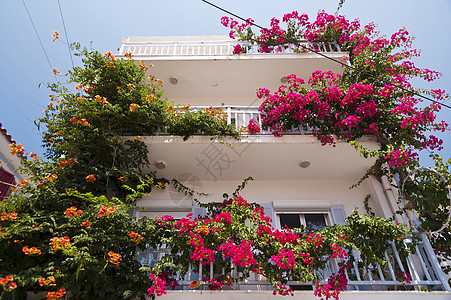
[420,234,451,291]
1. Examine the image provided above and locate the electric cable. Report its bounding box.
[57,0,75,68]
[21,0,54,72]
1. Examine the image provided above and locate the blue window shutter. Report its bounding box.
[260,203,275,228]
[331,204,347,225]
[191,205,205,219]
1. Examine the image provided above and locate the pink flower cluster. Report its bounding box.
[330,244,347,259]
[385,149,418,168]
[202,277,232,290]
[253,207,272,225]
[306,232,323,249]
[396,271,412,285]
[148,273,167,297]
[272,283,294,296]
[270,248,296,269]
[214,212,232,224]
[176,217,196,236]
[247,119,261,134]
[314,266,348,300]
[218,239,256,267]
[191,246,215,265]
[155,215,174,227]
[233,196,249,207]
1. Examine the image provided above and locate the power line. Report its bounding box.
[57,0,75,68]
[21,0,54,72]
[201,0,451,110]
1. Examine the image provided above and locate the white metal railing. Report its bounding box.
[137,233,450,292]
[158,105,315,136]
[118,40,341,57]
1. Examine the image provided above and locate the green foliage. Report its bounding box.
[0,45,237,299]
[143,198,411,296]
[402,154,451,273]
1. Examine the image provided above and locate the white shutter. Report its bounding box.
[260,203,276,228]
[191,205,205,219]
[330,204,347,225]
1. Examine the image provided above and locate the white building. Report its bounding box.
[118,36,451,300]
[0,123,26,201]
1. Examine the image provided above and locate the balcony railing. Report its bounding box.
[137,234,450,292]
[118,40,341,57]
[157,106,315,136]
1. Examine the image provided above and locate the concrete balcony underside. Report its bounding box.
[142,135,379,181]
[119,36,348,102]
[141,53,347,102]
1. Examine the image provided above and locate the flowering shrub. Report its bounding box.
[144,196,411,299]
[223,11,451,276]
[223,11,449,174]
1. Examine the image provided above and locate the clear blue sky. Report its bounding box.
[0,0,450,166]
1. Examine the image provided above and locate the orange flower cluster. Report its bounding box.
[39,276,56,287]
[129,103,140,111]
[104,51,116,61]
[83,85,94,93]
[22,245,42,255]
[206,106,227,120]
[52,30,59,40]
[181,104,191,110]
[124,51,133,59]
[74,83,83,90]
[138,60,148,71]
[95,95,109,104]
[118,176,127,182]
[76,96,85,101]
[85,174,96,183]
[0,276,17,291]
[52,68,61,75]
[49,236,70,251]
[16,179,29,188]
[108,251,122,266]
[155,182,166,190]
[70,117,91,127]
[29,151,39,161]
[45,174,58,183]
[1,211,17,221]
[64,206,83,217]
[189,280,201,289]
[97,205,115,218]
[127,83,135,89]
[59,158,77,168]
[80,220,92,227]
[145,94,156,103]
[128,231,143,244]
[46,289,66,300]
[197,225,209,235]
[9,143,25,156]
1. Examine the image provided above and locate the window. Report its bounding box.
[277,212,331,230]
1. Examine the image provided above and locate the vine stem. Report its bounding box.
[400,167,451,236]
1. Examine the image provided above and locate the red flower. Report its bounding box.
[108,251,122,266]
[85,174,96,183]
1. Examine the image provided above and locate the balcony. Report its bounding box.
[118,36,348,103]
[138,233,450,297]
[118,37,342,57]
[140,105,380,181]
[156,105,314,136]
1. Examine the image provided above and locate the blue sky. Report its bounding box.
[0,0,450,166]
